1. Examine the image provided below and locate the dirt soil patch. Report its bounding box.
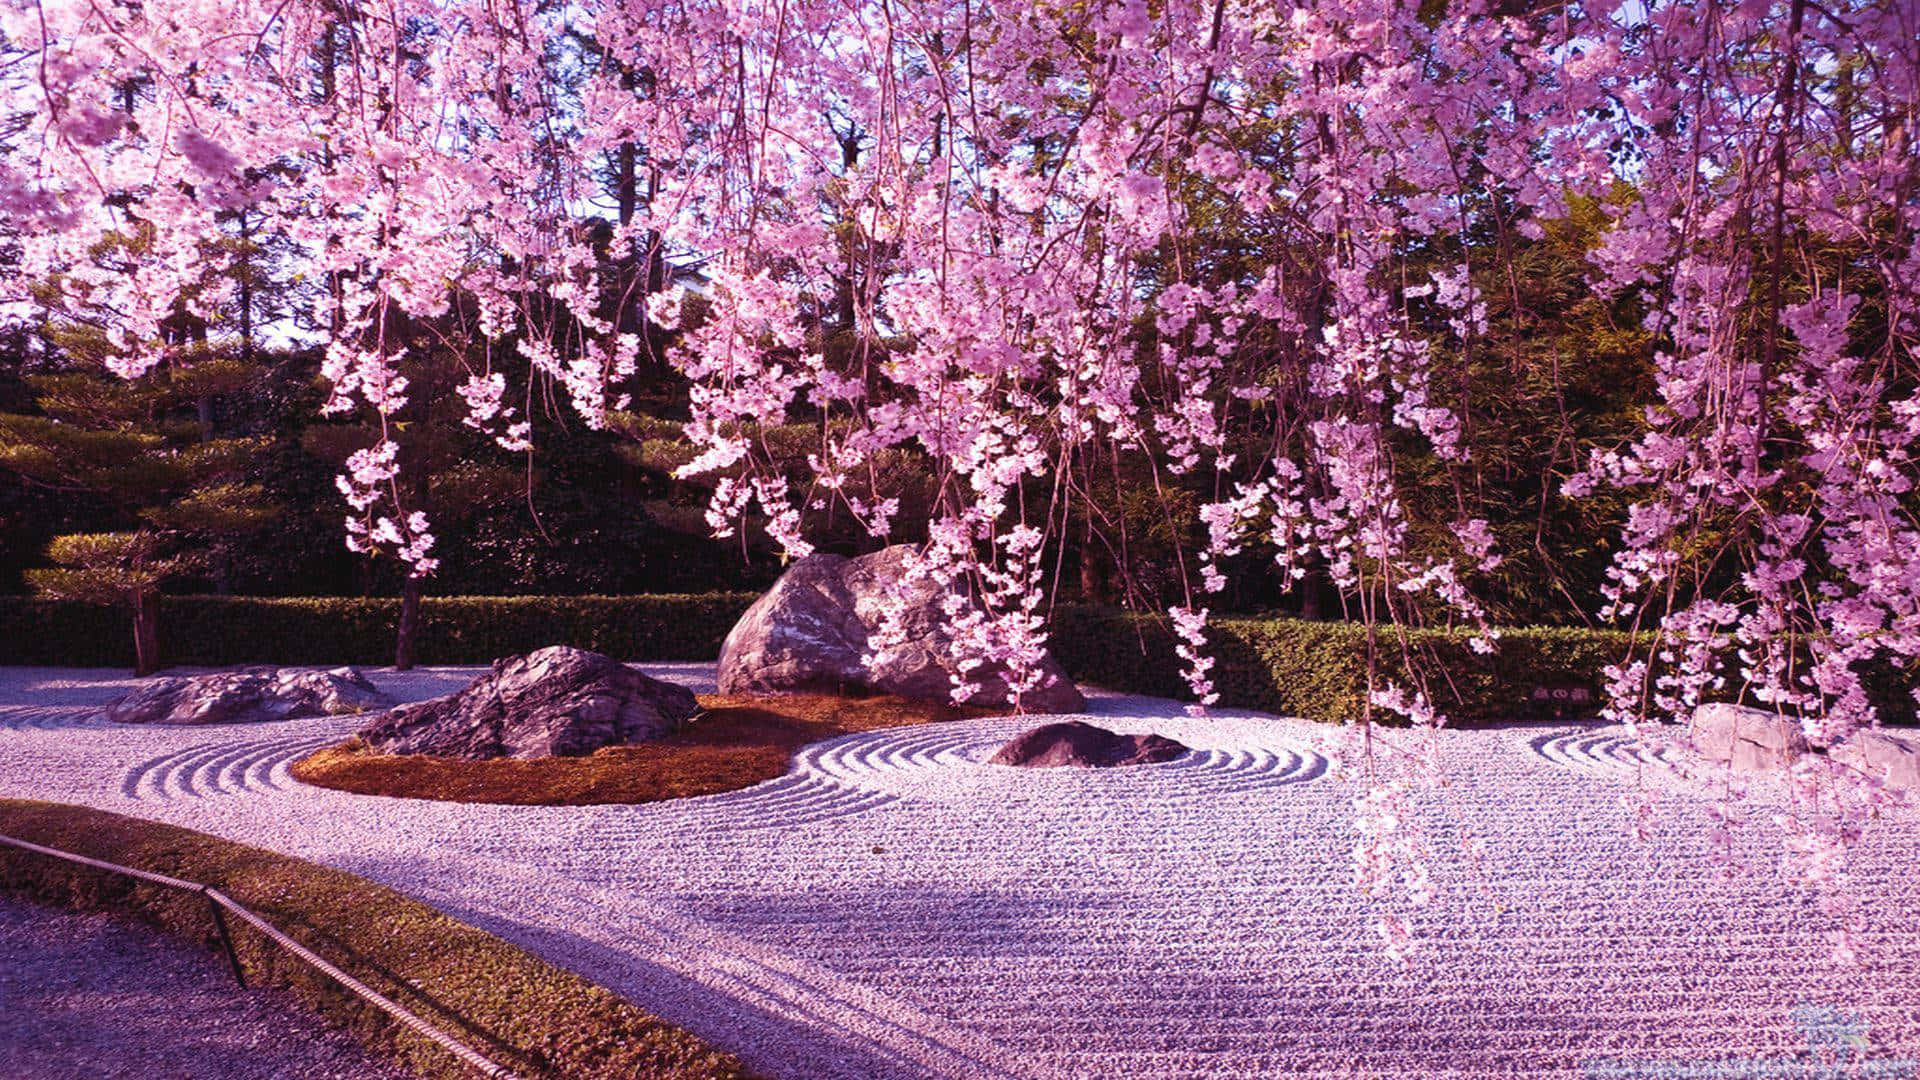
[291,693,1002,805]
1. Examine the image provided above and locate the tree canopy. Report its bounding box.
[3,0,1916,958]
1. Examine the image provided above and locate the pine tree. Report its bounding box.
[0,350,278,674]
[26,533,192,674]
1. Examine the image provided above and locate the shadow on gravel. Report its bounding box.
[0,683,130,708]
[667,882,1094,963]
[418,894,961,1080]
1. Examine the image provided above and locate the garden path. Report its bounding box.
[0,889,413,1079]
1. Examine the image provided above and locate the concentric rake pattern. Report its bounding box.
[1531,729,1676,777]
[9,661,1920,1079]
[121,734,340,801]
[1147,743,1332,796]
[664,773,904,831]
[523,772,907,883]
[516,720,1335,893]
[539,719,1332,875]
[797,721,1330,804]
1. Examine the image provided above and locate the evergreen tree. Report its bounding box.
[26,532,192,674]
[0,350,277,673]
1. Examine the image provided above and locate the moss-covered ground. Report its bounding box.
[291,693,1000,805]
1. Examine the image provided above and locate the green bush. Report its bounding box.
[0,599,130,666]
[0,594,758,667]
[1051,607,1635,724]
[4,594,1902,726]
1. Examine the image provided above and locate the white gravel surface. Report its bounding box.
[2,663,1918,1079]
[0,889,412,1079]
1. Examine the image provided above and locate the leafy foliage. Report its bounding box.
[0,594,757,666]
[25,532,192,607]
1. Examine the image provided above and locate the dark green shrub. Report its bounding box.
[21,595,1900,729]
[0,599,131,666]
[0,594,757,667]
[1050,607,1635,724]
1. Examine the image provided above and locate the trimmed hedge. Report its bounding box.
[0,594,757,667]
[3,594,1902,725]
[0,595,1640,722]
[1051,608,1919,725]
[1051,607,1634,725]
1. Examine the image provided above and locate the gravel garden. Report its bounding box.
[9,4,1920,1076]
[4,654,1917,1079]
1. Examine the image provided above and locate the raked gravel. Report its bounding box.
[1,663,1917,1079]
[0,889,413,1079]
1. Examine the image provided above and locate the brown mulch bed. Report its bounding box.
[290,693,1003,806]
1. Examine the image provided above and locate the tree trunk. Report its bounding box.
[1079,548,1103,602]
[239,210,256,367]
[616,140,640,341]
[617,141,637,227]
[394,575,422,670]
[131,590,161,676]
[1077,527,1111,603]
[1298,560,1323,621]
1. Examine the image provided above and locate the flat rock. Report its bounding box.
[358,646,697,760]
[1830,729,1920,792]
[718,545,1086,712]
[1690,703,1811,772]
[108,667,389,725]
[989,721,1188,768]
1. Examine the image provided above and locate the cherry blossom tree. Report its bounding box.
[4,0,1915,958]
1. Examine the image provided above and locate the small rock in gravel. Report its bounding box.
[109,667,390,725]
[358,645,698,759]
[989,720,1188,768]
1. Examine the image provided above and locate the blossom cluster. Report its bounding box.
[8,0,1916,962]
[336,441,438,577]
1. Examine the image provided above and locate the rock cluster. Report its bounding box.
[109,667,389,725]
[989,721,1188,768]
[718,545,1085,713]
[358,646,697,760]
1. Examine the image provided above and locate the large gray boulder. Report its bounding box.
[109,667,390,725]
[1689,703,1809,772]
[1830,729,1920,793]
[358,646,697,760]
[717,545,1086,713]
[989,721,1188,768]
